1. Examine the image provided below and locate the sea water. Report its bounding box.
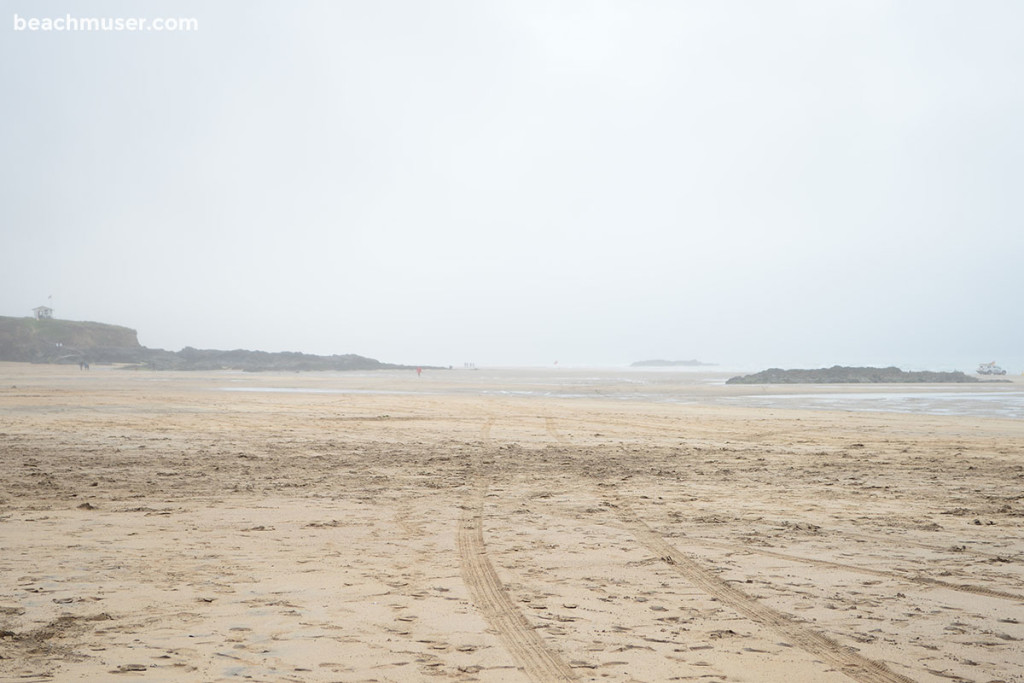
[716,390,1024,420]
[217,367,1024,420]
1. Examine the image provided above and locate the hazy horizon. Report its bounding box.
[3,1,1022,372]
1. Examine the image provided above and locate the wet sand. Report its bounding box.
[1,363,1022,682]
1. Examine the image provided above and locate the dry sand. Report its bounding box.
[1,363,1022,682]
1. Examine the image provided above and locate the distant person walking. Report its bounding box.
[416,367,422,377]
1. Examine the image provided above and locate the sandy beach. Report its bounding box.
[1,363,1022,682]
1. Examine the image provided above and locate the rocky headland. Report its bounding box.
[0,316,409,371]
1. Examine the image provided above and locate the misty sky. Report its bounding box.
[2,1,1022,369]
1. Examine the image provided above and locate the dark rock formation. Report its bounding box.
[0,316,409,371]
[726,365,981,384]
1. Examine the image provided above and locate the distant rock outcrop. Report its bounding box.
[631,359,715,367]
[726,366,981,384]
[0,316,408,371]
[141,347,401,372]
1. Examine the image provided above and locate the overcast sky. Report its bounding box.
[2,1,1022,369]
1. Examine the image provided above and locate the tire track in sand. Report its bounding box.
[613,501,916,683]
[691,538,1024,602]
[459,421,576,682]
[480,417,495,441]
[544,416,569,444]
[841,529,1024,565]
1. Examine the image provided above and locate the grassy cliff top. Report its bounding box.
[0,316,408,371]
[0,316,140,362]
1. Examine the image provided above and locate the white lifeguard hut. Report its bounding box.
[33,305,53,320]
